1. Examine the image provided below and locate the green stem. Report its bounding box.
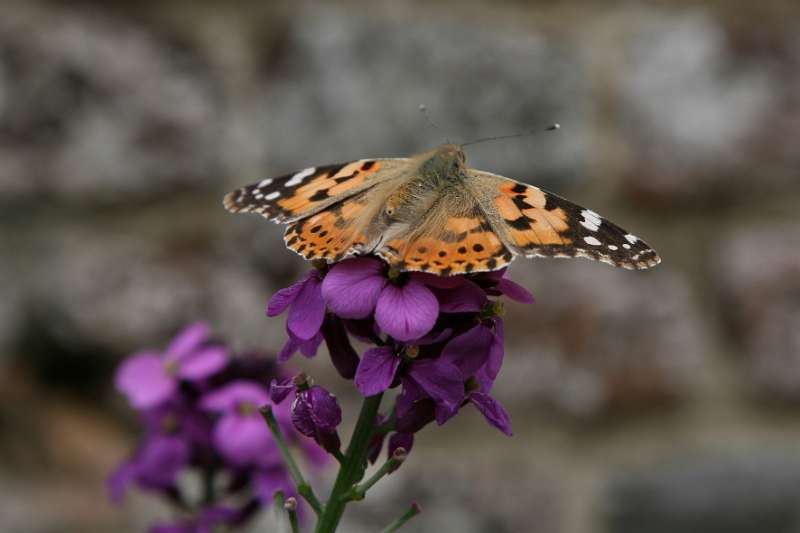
[260,406,323,515]
[314,393,383,533]
[343,448,406,502]
[380,503,422,533]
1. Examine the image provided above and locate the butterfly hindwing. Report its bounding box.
[373,189,515,275]
[468,170,661,270]
[283,189,375,262]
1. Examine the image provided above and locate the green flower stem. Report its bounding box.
[343,448,407,502]
[260,405,323,515]
[314,393,384,533]
[380,503,422,533]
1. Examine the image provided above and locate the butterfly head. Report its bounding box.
[419,143,467,179]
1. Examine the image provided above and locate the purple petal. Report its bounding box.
[497,277,535,304]
[177,346,228,381]
[434,279,487,313]
[407,359,464,409]
[411,272,467,289]
[396,378,436,433]
[388,432,414,458]
[212,413,274,466]
[440,324,494,378]
[414,328,453,346]
[200,380,269,413]
[435,402,460,426]
[375,280,438,342]
[270,378,295,404]
[355,346,400,397]
[134,434,190,489]
[322,258,387,319]
[267,277,306,317]
[469,392,513,436]
[107,460,137,504]
[287,274,325,340]
[299,332,323,359]
[115,352,175,410]
[277,334,303,364]
[165,322,211,361]
[321,314,360,379]
[487,319,505,382]
[290,395,315,437]
[304,385,342,432]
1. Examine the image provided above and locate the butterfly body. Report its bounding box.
[224,144,660,275]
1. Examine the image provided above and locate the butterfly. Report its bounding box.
[223,144,660,275]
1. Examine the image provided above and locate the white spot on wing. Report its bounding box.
[265,191,280,200]
[580,209,602,232]
[623,243,631,249]
[608,245,618,251]
[258,178,273,188]
[625,234,639,244]
[584,236,602,246]
[285,167,316,187]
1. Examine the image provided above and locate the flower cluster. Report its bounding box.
[270,257,534,459]
[110,323,331,532]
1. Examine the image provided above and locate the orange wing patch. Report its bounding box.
[495,182,571,249]
[377,217,514,275]
[277,161,382,217]
[283,192,370,262]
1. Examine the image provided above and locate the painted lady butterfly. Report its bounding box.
[224,144,660,275]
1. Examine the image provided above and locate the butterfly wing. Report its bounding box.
[467,170,661,270]
[223,158,409,223]
[372,188,516,275]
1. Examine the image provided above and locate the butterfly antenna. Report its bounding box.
[419,104,453,144]
[461,123,561,147]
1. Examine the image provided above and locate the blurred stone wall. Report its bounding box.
[2,1,800,532]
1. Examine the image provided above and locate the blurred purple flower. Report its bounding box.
[115,323,228,410]
[109,434,189,503]
[200,380,280,468]
[322,258,439,341]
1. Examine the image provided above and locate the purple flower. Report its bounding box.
[115,323,228,410]
[270,376,343,455]
[268,270,326,340]
[200,380,280,468]
[268,271,326,363]
[322,258,439,342]
[355,346,464,415]
[440,319,512,435]
[108,434,189,503]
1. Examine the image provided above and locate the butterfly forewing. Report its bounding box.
[467,170,661,270]
[223,158,407,223]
